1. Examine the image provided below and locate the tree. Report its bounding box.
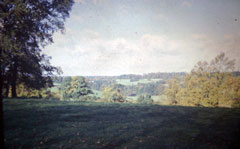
[70,77,93,99]
[165,53,240,107]
[137,94,153,104]
[137,95,145,103]
[60,76,72,99]
[0,0,74,147]
[102,86,126,102]
[60,76,92,100]
[1,0,73,98]
[165,77,181,105]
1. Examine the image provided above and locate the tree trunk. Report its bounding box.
[0,48,5,148]
[11,61,18,98]
[5,83,9,98]
[0,74,4,148]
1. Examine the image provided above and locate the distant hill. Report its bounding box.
[52,72,187,83]
[52,71,240,85]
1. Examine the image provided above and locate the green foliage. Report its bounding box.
[15,83,41,98]
[165,77,181,105]
[60,77,72,99]
[0,0,74,98]
[137,94,153,104]
[231,99,240,108]
[40,89,61,100]
[102,87,126,102]
[165,53,240,107]
[90,89,102,98]
[89,96,98,101]
[60,76,92,100]
[10,83,61,100]
[137,95,145,103]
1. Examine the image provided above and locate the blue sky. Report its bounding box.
[44,0,240,76]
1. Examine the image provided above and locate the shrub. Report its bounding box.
[137,95,153,104]
[102,87,126,103]
[231,98,240,108]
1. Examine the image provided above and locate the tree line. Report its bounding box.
[166,53,240,108]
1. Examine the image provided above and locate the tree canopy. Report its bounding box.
[102,86,126,102]
[60,76,92,100]
[0,0,74,146]
[0,0,74,98]
[166,53,240,107]
[137,94,153,104]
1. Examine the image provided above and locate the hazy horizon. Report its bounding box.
[44,0,240,76]
[58,71,187,77]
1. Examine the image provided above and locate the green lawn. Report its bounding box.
[4,99,240,148]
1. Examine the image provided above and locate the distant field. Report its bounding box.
[116,79,162,86]
[91,89,102,98]
[4,99,240,148]
[50,83,61,92]
[50,86,59,92]
[53,83,61,86]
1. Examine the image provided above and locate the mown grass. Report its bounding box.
[4,99,240,148]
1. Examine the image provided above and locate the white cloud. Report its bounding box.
[189,33,240,70]
[74,0,85,4]
[93,0,107,5]
[74,0,107,5]
[118,5,129,15]
[71,14,83,23]
[155,14,168,21]
[83,29,100,39]
[43,0,240,75]
[44,28,240,76]
[45,30,193,75]
[181,1,192,8]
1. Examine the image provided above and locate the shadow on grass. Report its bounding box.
[3,99,240,148]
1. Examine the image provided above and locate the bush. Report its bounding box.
[102,87,126,103]
[137,95,153,104]
[41,89,61,100]
[231,98,240,108]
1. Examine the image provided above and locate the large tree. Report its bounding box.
[166,53,240,107]
[60,76,92,100]
[102,86,126,102]
[0,0,74,147]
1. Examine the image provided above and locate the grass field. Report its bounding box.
[4,99,240,148]
[91,89,103,98]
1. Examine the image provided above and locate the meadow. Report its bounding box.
[4,99,240,148]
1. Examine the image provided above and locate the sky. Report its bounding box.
[43,0,240,76]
